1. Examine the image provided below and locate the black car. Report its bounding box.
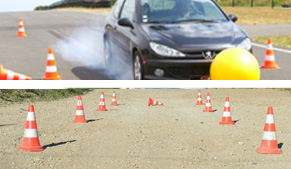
[104,0,252,80]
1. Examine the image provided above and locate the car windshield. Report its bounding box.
[141,0,228,23]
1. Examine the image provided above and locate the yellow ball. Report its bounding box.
[210,48,260,80]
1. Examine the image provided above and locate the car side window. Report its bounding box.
[120,0,136,21]
[113,0,125,18]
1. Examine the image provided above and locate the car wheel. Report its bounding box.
[133,51,144,80]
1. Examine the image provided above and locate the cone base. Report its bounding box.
[261,65,279,69]
[97,109,107,111]
[196,103,204,105]
[73,120,88,123]
[110,103,118,106]
[43,76,61,80]
[256,147,282,154]
[203,109,214,112]
[17,34,27,37]
[219,121,235,125]
[19,146,44,152]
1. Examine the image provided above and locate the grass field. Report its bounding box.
[222,7,291,24]
[218,0,291,6]
[253,35,291,48]
[55,6,291,25]
[54,7,112,15]
[0,89,92,105]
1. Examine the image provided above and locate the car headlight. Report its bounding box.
[236,38,252,51]
[150,42,185,57]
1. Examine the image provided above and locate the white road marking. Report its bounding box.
[252,43,291,54]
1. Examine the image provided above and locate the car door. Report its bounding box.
[105,0,125,60]
[114,0,136,64]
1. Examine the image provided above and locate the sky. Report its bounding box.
[0,0,60,12]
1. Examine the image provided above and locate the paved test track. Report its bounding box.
[0,11,290,80]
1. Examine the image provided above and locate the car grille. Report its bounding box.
[184,50,222,60]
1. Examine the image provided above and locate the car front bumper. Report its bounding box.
[144,59,212,80]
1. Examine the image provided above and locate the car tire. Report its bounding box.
[133,51,144,80]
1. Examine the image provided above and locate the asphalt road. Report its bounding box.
[0,11,290,80]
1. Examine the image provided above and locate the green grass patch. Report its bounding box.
[218,0,291,7]
[0,89,92,105]
[222,7,291,25]
[252,36,291,49]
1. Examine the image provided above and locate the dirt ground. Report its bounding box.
[0,89,291,169]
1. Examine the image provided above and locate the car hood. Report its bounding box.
[141,21,247,51]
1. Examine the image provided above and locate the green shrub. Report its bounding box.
[112,0,117,6]
[0,89,92,104]
[34,5,50,10]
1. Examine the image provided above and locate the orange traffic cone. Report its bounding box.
[97,92,107,111]
[148,98,164,106]
[17,19,27,37]
[43,47,62,80]
[219,97,234,125]
[257,107,282,154]
[261,39,279,69]
[0,65,31,80]
[73,96,88,123]
[110,91,118,106]
[19,105,44,152]
[196,90,203,105]
[203,93,214,112]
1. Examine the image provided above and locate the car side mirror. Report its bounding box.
[228,14,238,23]
[118,18,134,29]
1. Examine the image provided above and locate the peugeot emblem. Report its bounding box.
[203,51,216,60]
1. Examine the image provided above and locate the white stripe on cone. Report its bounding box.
[77,100,82,105]
[46,66,57,72]
[47,54,55,60]
[262,131,277,140]
[225,102,230,107]
[222,111,231,117]
[206,103,210,106]
[197,98,202,101]
[265,115,274,123]
[18,74,27,80]
[207,96,210,100]
[99,102,105,105]
[266,55,275,61]
[76,110,84,115]
[26,112,36,121]
[7,70,14,80]
[112,99,116,101]
[24,129,38,138]
[19,28,25,32]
